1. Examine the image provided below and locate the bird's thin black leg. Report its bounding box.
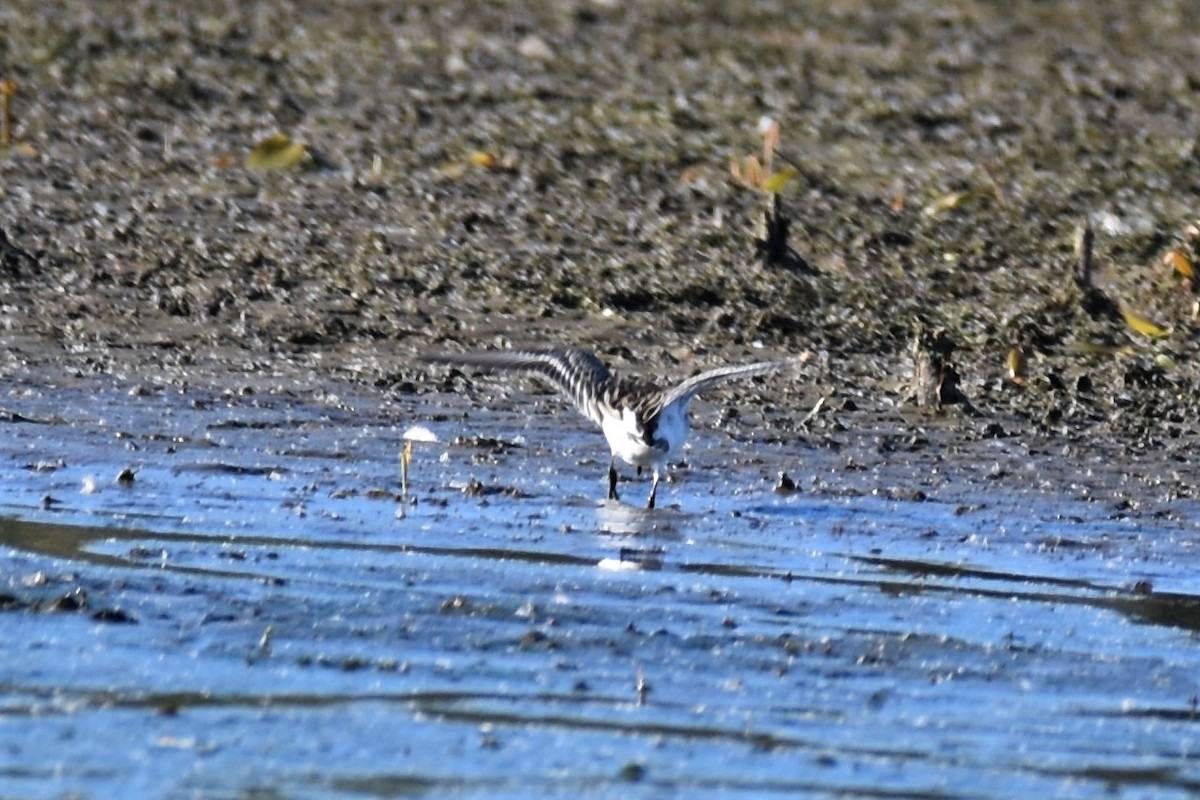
[608,458,620,501]
[646,472,659,509]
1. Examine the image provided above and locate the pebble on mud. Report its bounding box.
[517,34,555,62]
[46,587,87,612]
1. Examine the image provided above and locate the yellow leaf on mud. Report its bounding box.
[468,151,497,169]
[1072,341,1136,357]
[922,188,984,217]
[439,150,509,178]
[1155,353,1178,371]
[1121,307,1171,338]
[762,166,798,195]
[1006,346,1026,385]
[246,132,309,171]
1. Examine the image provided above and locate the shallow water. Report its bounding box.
[2,379,1200,799]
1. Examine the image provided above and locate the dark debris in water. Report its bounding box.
[1108,590,1200,633]
[24,459,65,472]
[451,435,524,453]
[173,463,286,477]
[617,546,665,571]
[774,471,797,493]
[459,476,530,498]
[0,409,44,424]
[1,583,136,623]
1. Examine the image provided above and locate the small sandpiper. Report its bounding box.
[422,347,810,508]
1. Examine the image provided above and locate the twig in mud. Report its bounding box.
[635,663,650,706]
[398,425,438,513]
[756,193,793,267]
[981,162,1008,212]
[909,322,979,414]
[0,78,14,147]
[798,394,826,429]
[400,440,412,498]
[1073,216,1095,288]
[731,118,809,271]
[1071,216,1120,320]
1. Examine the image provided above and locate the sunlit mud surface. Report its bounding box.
[3,377,1200,799]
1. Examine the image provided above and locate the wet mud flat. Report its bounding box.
[3,0,1200,797]
[2,373,1200,798]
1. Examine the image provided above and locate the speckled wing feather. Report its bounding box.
[658,359,793,410]
[422,348,617,427]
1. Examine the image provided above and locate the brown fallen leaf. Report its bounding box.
[0,77,16,146]
[1163,248,1194,281]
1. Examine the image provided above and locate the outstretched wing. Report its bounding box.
[658,356,799,410]
[422,347,615,427]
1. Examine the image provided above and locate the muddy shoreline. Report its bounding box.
[6,6,1200,795]
[2,3,1200,518]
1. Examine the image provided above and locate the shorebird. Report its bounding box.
[422,347,808,508]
